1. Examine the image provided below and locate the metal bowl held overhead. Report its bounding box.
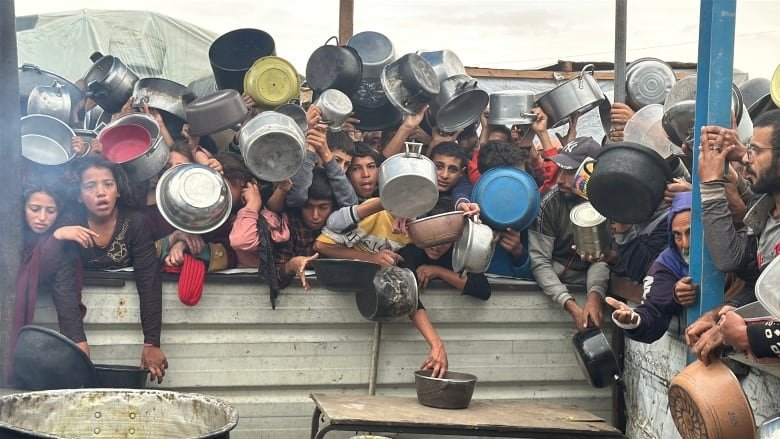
[625,57,677,111]
[209,28,276,93]
[356,265,418,321]
[83,52,139,114]
[536,64,606,128]
[156,163,233,234]
[570,202,611,257]
[488,90,537,126]
[0,389,239,439]
[471,166,540,231]
[20,114,81,166]
[407,211,466,248]
[414,369,477,409]
[429,74,489,133]
[12,325,96,391]
[306,36,363,96]
[664,74,743,124]
[238,111,306,182]
[99,112,170,184]
[417,49,466,84]
[378,142,439,219]
[26,81,72,123]
[132,77,196,122]
[380,52,440,115]
[452,216,496,274]
[244,56,301,108]
[310,258,381,293]
[187,89,249,137]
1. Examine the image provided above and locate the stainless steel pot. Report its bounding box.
[20,114,81,166]
[26,81,72,123]
[314,89,353,132]
[663,74,743,123]
[570,202,611,257]
[132,77,196,122]
[18,64,82,117]
[377,142,439,218]
[100,113,170,183]
[417,49,466,83]
[356,265,419,321]
[156,163,233,234]
[346,31,396,79]
[452,216,496,273]
[536,64,606,128]
[625,57,677,110]
[380,53,440,115]
[83,52,140,114]
[238,111,306,182]
[187,89,248,137]
[488,90,537,126]
[429,74,489,133]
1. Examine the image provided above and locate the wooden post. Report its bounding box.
[0,0,23,385]
[613,0,627,104]
[338,0,354,44]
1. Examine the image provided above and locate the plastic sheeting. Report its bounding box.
[16,9,217,88]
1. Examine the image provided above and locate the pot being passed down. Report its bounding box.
[452,216,496,274]
[356,265,419,322]
[378,142,439,219]
[572,327,620,388]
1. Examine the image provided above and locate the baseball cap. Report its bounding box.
[547,136,602,170]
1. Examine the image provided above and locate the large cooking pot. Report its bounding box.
[488,90,537,126]
[572,327,620,388]
[662,100,696,147]
[452,216,496,273]
[26,82,72,123]
[243,56,300,108]
[346,31,396,79]
[186,89,248,137]
[428,74,488,133]
[18,64,82,117]
[99,113,169,183]
[274,103,308,133]
[669,360,756,439]
[378,142,439,218]
[0,389,239,439]
[209,28,276,93]
[12,325,95,391]
[625,57,677,111]
[587,141,672,224]
[536,64,606,128]
[238,111,306,182]
[356,265,418,321]
[417,49,466,84]
[351,99,403,131]
[132,77,196,122]
[83,52,139,114]
[306,36,363,96]
[570,202,611,257]
[381,53,440,115]
[310,259,381,292]
[20,114,82,166]
[91,364,149,389]
[156,163,233,234]
[313,89,353,132]
[664,74,743,124]
[471,167,540,231]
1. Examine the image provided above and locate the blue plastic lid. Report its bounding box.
[472,167,540,230]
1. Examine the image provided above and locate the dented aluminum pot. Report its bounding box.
[238,111,306,182]
[429,74,489,133]
[26,81,72,123]
[380,53,440,115]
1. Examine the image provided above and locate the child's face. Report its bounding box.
[332,149,352,173]
[432,154,464,192]
[425,242,453,260]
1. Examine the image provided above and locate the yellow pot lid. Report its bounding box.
[244,56,300,107]
[772,63,780,108]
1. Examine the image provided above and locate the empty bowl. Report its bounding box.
[414,369,477,409]
[156,163,233,234]
[407,211,465,248]
[12,325,95,390]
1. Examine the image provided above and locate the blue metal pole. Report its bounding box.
[687,0,736,355]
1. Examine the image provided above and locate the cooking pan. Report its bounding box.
[209,28,276,93]
[571,327,620,388]
[83,52,139,114]
[488,90,537,126]
[429,74,488,133]
[26,81,72,123]
[380,52,440,115]
[186,89,248,137]
[536,64,605,128]
[132,77,196,122]
[356,265,418,321]
[310,259,381,292]
[306,36,363,96]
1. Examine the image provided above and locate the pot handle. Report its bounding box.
[324,35,339,46]
[457,80,478,91]
[52,80,64,97]
[404,141,424,158]
[20,63,43,73]
[578,64,595,89]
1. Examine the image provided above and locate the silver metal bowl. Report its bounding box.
[156,163,232,234]
[20,114,78,166]
[414,369,477,409]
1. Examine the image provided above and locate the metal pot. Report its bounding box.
[186,89,248,137]
[669,360,756,439]
[377,142,439,218]
[12,325,96,391]
[429,74,489,133]
[663,74,743,124]
[417,49,466,83]
[18,64,82,117]
[452,216,496,273]
[407,211,465,248]
[26,82,72,123]
[238,111,306,182]
[20,114,81,166]
[414,369,477,409]
[99,113,170,183]
[209,28,276,93]
[313,89,353,132]
[132,77,196,122]
[536,64,605,128]
[0,389,239,439]
[91,364,148,389]
[355,265,418,321]
[306,36,363,96]
[346,31,396,79]
[351,98,403,132]
[625,57,677,111]
[156,163,233,234]
[571,327,620,388]
[662,100,696,147]
[488,90,537,126]
[83,52,139,114]
[380,53,440,115]
[310,259,381,292]
[274,103,308,133]
[570,202,611,257]
[740,77,778,120]
[243,56,300,108]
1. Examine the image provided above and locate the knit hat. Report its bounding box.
[177,254,206,306]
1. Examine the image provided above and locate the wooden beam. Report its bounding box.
[0,0,23,385]
[338,0,354,44]
[465,66,694,81]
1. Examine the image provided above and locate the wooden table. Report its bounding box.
[310,393,625,438]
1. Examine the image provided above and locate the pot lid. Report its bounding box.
[625,57,676,110]
[244,56,300,108]
[570,202,607,227]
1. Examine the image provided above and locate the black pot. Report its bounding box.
[92,364,149,388]
[355,266,418,322]
[572,327,620,388]
[12,325,95,391]
[306,37,363,96]
[209,28,276,92]
[587,141,672,224]
[351,98,403,132]
[310,259,381,292]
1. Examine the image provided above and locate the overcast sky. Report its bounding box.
[14,0,780,80]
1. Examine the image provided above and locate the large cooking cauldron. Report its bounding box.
[0,389,239,439]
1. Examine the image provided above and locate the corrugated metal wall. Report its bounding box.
[32,274,614,439]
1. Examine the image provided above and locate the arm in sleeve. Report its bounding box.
[229,207,262,252]
[528,228,572,306]
[701,182,750,272]
[623,267,682,343]
[747,321,780,358]
[452,175,474,209]
[586,262,610,298]
[325,204,361,233]
[614,214,669,283]
[50,244,87,344]
[324,158,358,207]
[463,273,491,300]
[129,214,163,346]
[285,150,318,208]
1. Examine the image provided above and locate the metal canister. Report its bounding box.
[570,202,611,257]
